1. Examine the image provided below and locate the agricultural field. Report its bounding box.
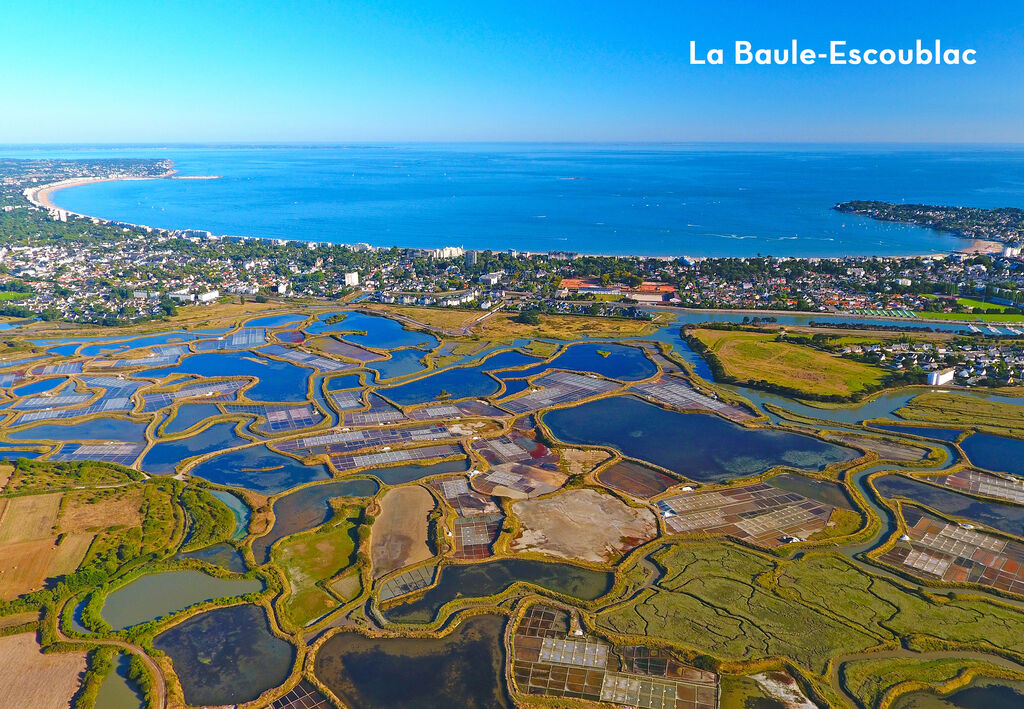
[475,311,666,341]
[690,328,886,397]
[0,632,88,709]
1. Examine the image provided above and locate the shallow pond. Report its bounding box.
[94,653,145,709]
[0,449,43,460]
[75,329,226,356]
[188,445,331,494]
[961,433,1024,476]
[379,368,500,405]
[370,459,468,485]
[163,404,223,435]
[244,313,307,328]
[330,312,439,350]
[869,424,964,442]
[383,559,612,624]
[325,373,364,390]
[874,475,1024,537]
[544,396,856,483]
[153,603,294,707]
[101,570,262,629]
[315,614,510,709]
[8,417,149,442]
[891,677,1024,708]
[508,343,656,382]
[178,543,248,573]
[211,490,250,539]
[367,349,428,381]
[12,377,66,396]
[767,472,854,509]
[142,351,311,402]
[726,386,921,424]
[253,478,380,563]
[141,422,248,475]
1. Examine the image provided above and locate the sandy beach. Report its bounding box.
[26,170,177,213]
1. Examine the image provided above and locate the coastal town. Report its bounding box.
[5,158,1024,390]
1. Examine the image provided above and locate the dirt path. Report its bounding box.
[54,598,167,709]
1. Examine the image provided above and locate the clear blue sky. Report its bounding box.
[1,1,1020,143]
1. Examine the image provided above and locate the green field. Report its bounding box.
[918,296,1024,322]
[597,543,1024,700]
[692,328,886,397]
[276,510,360,627]
[841,656,1024,709]
[896,392,1024,438]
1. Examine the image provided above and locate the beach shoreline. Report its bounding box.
[22,173,1002,261]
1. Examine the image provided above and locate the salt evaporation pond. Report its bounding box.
[100,570,262,629]
[188,444,331,494]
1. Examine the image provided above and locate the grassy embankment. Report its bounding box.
[918,296,1024,323]
[895,392,1024,438]
[690,328,886,398]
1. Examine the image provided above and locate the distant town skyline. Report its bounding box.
[1,1,1020,143]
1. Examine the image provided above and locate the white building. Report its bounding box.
[197,290,220,303]
[480,271,503,286]
[927,368,955,386]
[344,272,360,287]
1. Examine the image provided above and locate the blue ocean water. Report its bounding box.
[8,144,1024,257]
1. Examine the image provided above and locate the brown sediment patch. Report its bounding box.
[824,432,927,462]
[0,632,88,709]
[511,488,656,563]
[0,463,14,491]
[370,485,435,578]
[598,459,680,499]
[561,447,611,478]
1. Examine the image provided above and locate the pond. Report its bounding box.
[178,543,248,574]
[253,478,380,563]
[244,313,307,328]
[874,475,1024,537]
[383,559,612,624]
[767,472,854,509]
[506,343,656,382]
[12,377,66,397]
[868,424,964,442]
[141,351,311,402]
[163,404,223,435]
[891,677,1024,708]
[367,349,428,381]
[188,445,331,494]
[369,459,469,486]
[0,449,43,460]
[141,422,249,475]
[315,614,510,709]
[378,368,500,405]
[154,604,294,707]
[329,312,439,350]
[75,329,227,356]
[8,417,149,442]
[544,396,856,483]
[100,570,262,629]
[211,490,250,539]
[94,653,145,709]
[961,433,1024,476]
[726,386,921,425]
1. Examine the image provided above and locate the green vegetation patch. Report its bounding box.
[179,487,235,552]
[896,392,1024,438]
[690,328,886,398]
[4,459,143,494]
[598,543,1024,678]
[842,656,1024,709]
[276,508,361,627]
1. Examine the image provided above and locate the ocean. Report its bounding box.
[8,143,1024,257]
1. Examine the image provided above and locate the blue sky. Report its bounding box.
[0,1,1020,142]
